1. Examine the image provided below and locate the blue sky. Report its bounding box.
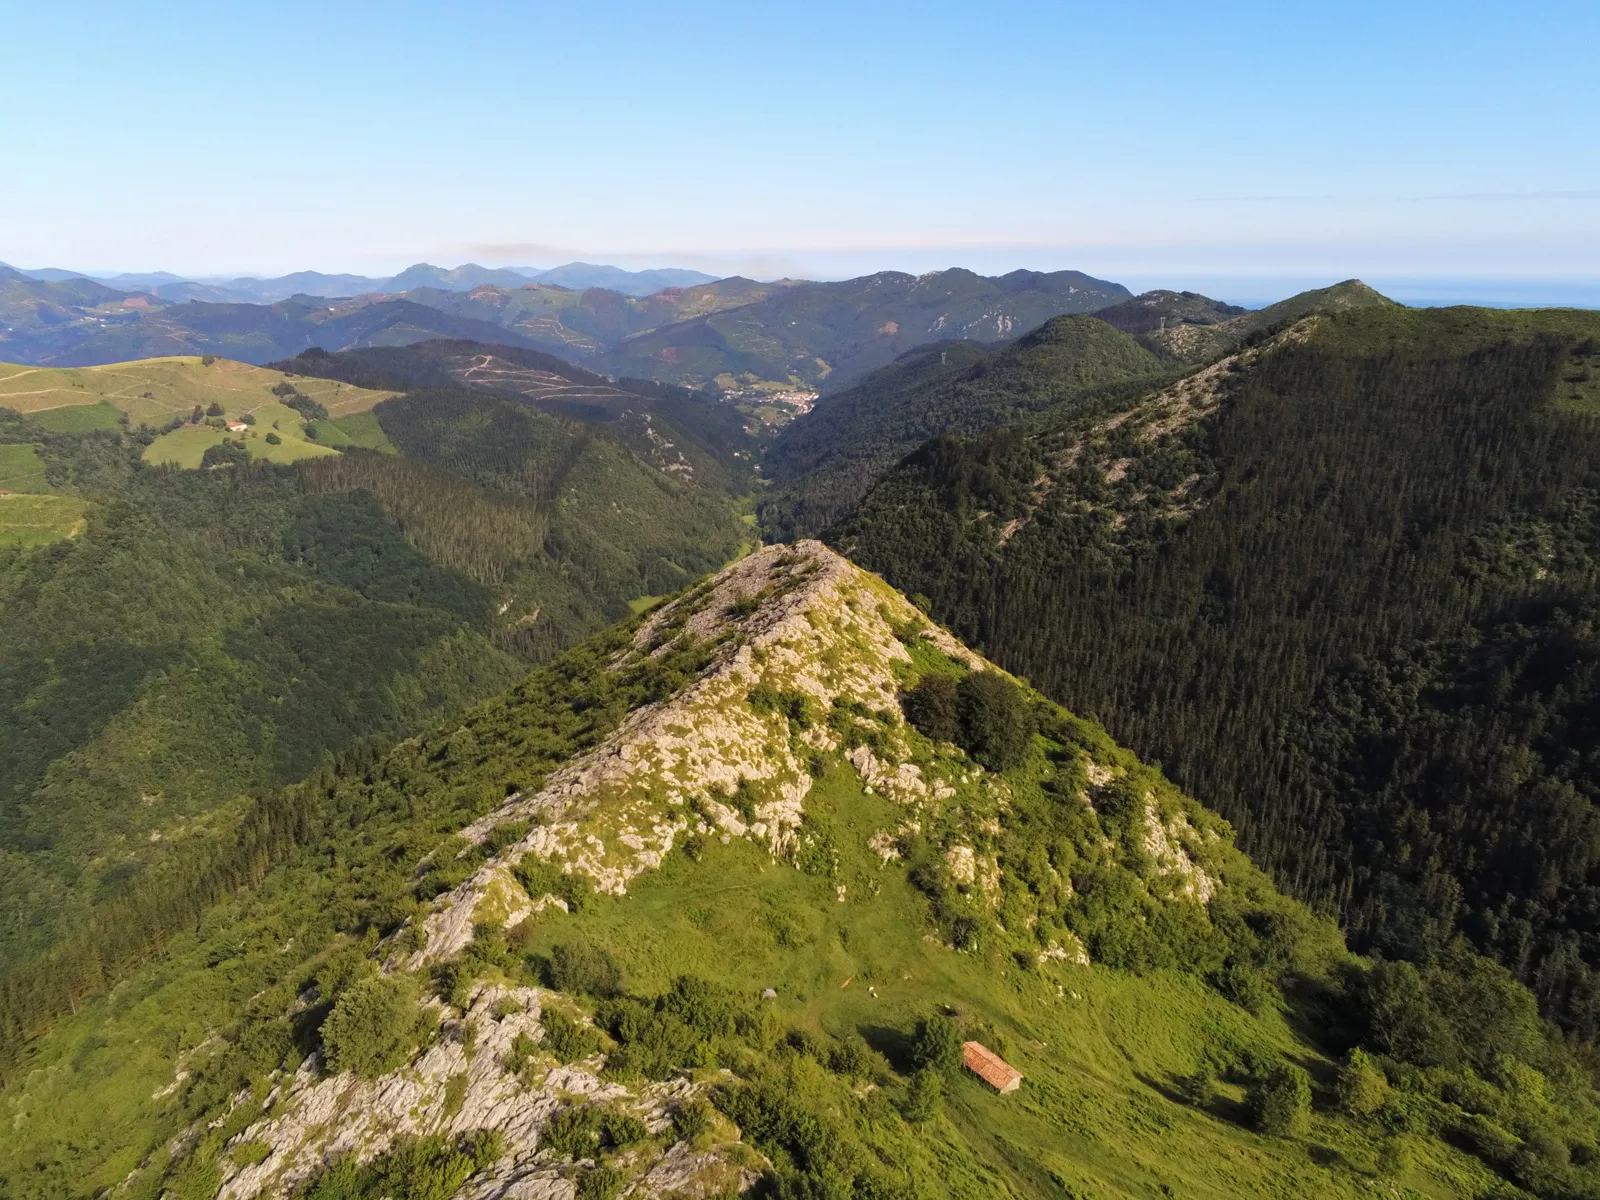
[1,0,1595,298]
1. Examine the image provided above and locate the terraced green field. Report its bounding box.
[0,356,395,425]
[0,493,89,545]
[0,444,50,492]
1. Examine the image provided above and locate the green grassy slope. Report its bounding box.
[762,315,1170,539]
[1,544,1589,1200]
[831,302,1600,1041]
[0,356,396,423]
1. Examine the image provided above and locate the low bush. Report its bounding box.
[544,941,625,998]
[902,674,957,743]
[1334,1048,1389,1118]
[902,1068,944,1123]
[910,1013,963,1077]
[673,1095,716,1142]
[542,1008,603,1063]
[1247,1063,1311,1137]
[320,973,431,1078]
[955,671,1033,770]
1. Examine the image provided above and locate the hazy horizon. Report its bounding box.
[4,1,1595,297]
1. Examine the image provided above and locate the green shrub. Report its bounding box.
[485,820,529,853]
[955,671,1033,770]
[910,1013,963,1077]
[595,995,704,1080]
[903,674,958,742]
[542,1008,603,1063]
[1247,1063,1311,1137]
[902,1068,944,1122]
[1177,1065,1218,1108]
[1334,1048,1389,1117]
[1362,959,1455,1068]
[544,941,625,998]
[748,686,816,728]
[442,1072,468,1120]
[576,1167,623,1200]
[303,1131,502,1200]
[265,431,282,445]
[543,1103,647,1161]
[660,974,741,1038]
[1210,959,1276,1015]
[828,1037,880,1080]
[201,441,249,469]
[1511,1127,1572,1192]
[230,1139,272,1168]
[503,1030,539,1078]
[320,973,429,1077]
[673,1095,716,1142]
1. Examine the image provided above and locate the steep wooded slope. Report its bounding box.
[832,303,1600,1038]
[762,315,1169,539]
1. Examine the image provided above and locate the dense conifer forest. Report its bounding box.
[834,306,1600,1036]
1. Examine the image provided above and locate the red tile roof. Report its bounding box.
[963,1040,1022,1093]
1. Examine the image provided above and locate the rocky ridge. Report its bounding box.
[211,541,1225,1199]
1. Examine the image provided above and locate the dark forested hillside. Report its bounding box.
[833,304,1600,1035]
[339,387,749,657]
[272,339,758,493]
[763,315,1170,538]
[0,423,523,976]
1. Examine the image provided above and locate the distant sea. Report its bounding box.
[1114,276,1600,311]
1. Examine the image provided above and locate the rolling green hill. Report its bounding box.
[0,355,398,473]
[0,356,396,423]
[0,269,1134,398]
[831,302,1600,1042]
[762,315,1170,539]
[2,542,1594,1200]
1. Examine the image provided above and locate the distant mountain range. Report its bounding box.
[1,260,722,303]
[0,264,1134,390]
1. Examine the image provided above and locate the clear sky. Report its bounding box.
[1,0,1595,297]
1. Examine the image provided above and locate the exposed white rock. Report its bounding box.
[1038,934,1091,967]
[404,542,937,969]
[1141,799,1218,903]
[944,845,977,886]
[215,984,722,1200]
